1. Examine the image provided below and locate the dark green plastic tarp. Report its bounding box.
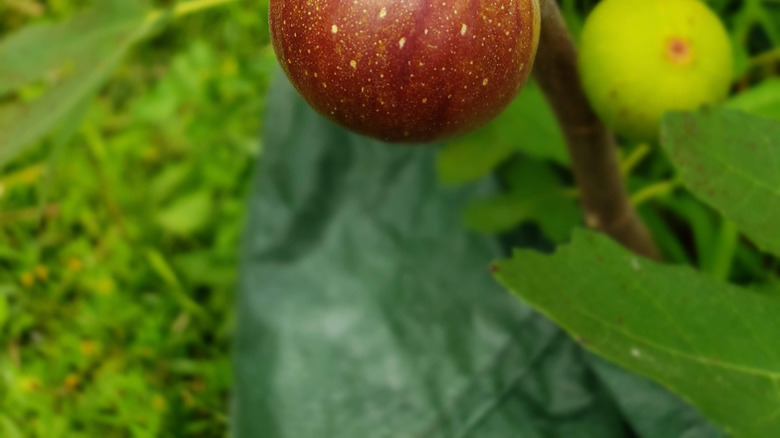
[232,74,722,438]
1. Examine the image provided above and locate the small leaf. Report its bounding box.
[725,79,780,120]
[145,249,207,317]
[463,159,579,241]
[435,81,569,186]
[155,190,212,235]
[661,109,780,256]
[500,81,569,165]
[150,163,192,204]
[436,134,515,186]
[495,229,780,438]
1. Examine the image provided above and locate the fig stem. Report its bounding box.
[533,0,660,259]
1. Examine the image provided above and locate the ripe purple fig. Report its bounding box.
[270,0,540,143]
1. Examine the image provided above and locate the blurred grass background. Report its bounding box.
[0,0,274,436]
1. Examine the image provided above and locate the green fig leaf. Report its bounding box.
[495,229,780,438]
[661,108,780,256]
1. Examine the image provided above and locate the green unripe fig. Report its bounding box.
[578,0,733,142]
[270,0,540,143]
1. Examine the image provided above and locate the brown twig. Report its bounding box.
[532,0,660,259]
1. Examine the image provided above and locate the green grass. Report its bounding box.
[0,0,274,436]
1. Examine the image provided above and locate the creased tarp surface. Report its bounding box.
[233,74,722,438]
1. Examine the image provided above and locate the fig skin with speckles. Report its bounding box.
[270,0,541,143]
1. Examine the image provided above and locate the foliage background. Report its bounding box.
[1,0,273,436]
[0,0,777,437]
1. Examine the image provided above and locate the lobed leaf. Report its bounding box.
[495,229,780,438]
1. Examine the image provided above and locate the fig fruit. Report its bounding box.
[578,0,733,142]
[270,0,540,143]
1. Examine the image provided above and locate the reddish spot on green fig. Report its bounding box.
[270,0,541,143]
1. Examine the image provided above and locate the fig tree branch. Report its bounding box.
[532,0,660,259]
